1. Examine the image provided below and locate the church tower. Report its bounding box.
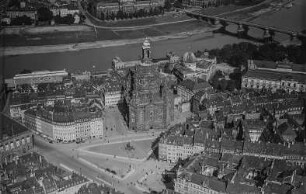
[125,38,174,131]
[142,38,151,63]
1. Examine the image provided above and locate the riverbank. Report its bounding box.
[1,28,215,56]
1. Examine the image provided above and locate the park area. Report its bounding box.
[87,139,155,160]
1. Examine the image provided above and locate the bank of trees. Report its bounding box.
[54,14,75,25]
[206,41,306,92]
[10,15,33,25]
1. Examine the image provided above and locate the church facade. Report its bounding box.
[125,39,174,131]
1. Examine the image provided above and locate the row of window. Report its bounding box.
[0,137,31,152]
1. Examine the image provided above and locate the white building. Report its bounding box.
[102,80,124,107]
[13,70,68,88]
[242,59,306,92]
[24,108,103,142]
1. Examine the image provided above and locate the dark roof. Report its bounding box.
[227,182,261,194]
[196,60,213,69]
[0,112,29,139]
[262,182,293,194]
[190,173,226,192]
[244,69,306,84]
[253,60,306,73]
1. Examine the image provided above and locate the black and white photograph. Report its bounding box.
[0,0,305,193]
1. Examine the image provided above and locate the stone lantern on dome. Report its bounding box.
[142,37,152,63]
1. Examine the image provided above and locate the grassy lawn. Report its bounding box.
[223,3,271,20]
[0,14,211,47]
[1,30,97,47]
[88,139,155,159]
[115,30,148,39]
[80,153,132,178]
[114,20,208,39]
[155,20,210,34]
[23,25,93,34]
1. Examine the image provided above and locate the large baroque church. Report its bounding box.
[124,38,174,131]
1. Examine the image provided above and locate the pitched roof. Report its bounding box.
[190,174,226,192]
[244,69,306,84]
[178,79,211,92]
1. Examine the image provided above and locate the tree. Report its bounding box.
[11,15,32,25]
[37,7,53,22]
[65,14,75,24]
[100,12,105,20]
[116,10,124,19]
[228,54,248,67]
[164,0,172,11]
[219,79,228,91]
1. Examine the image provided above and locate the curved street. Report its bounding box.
[34,130,169,194]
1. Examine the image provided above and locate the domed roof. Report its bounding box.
[143,37,151,47]
[183,52,196,63]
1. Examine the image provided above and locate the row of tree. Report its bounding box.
[99,6,165,21]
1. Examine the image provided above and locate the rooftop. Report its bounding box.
[244,69,306,84]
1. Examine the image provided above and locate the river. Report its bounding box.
[2,0,305,79]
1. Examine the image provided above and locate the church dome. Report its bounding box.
[183,52,196,63]
[143,38,151,47]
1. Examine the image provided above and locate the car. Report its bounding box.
[49,140,53,144]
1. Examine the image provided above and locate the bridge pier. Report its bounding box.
[214,18,220,25]
[263,28,273,43]
[289,32,302,45]
[237,24,244,38]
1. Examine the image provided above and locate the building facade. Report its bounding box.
[242,59,306,92]
[13,70,68,89]
[0,113,34,163]
[24,107,103,142]
[6,9,37,20]
[103,81,124,107]
[172,52,235,82]
[95,0,165,16]
[125,39,174,131]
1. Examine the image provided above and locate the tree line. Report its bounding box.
[99,6,165,21]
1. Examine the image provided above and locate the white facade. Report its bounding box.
[13,70,68,87]
[242,60,306,92]
[159,142,205,163]
[242,77,306,92]
[174,178,226,194]
[24,112,103,142]
[103,91,123,106]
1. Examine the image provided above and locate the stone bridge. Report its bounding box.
[185,10,305,43]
